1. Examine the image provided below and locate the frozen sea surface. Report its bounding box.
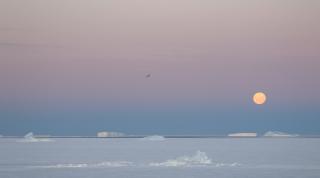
[0,138,320,178]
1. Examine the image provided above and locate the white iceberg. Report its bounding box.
[141,135,166,141]
[228,132,257,137]
[263,131,299,138]
[18,132,54,143]
[97,131,125,137]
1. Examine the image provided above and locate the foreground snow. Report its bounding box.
[0,138,320,178]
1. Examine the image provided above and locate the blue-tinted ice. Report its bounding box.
[0,138,320,178]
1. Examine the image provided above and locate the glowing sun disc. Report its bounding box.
[253,92,267,105]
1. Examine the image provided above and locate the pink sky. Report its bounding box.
[1,0,320,107]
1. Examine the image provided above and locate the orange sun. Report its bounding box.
[253,92,267,105]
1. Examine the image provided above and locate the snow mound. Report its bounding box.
[149,151,212,167]
[94,161,133,167]
[215,162,241,167]
[35,161,133,169]
[43,164,89,168]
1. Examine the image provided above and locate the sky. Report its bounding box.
[0,0,320,136]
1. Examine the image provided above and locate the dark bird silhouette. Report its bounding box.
[145,74,151,78]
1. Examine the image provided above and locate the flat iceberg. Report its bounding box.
[97,131,125,137]
[141,135,166,141]
[228,132,257,137]
[263,131,299,138]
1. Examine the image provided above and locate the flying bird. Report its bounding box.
[145,74,151,78]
